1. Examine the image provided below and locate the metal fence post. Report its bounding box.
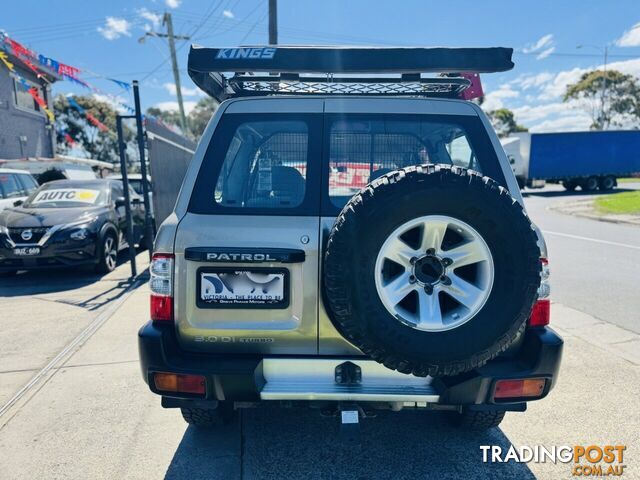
[132,80,155,260]
[116,115,137,278]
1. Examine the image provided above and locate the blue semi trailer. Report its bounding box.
[508,131,640,191]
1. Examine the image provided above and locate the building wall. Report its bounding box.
[0,64,54,159]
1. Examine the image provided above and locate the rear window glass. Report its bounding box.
[18,174,39,194]
[214,120,309,209]
[328,118,483,207]
[0,174,23,199]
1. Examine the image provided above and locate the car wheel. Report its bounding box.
[95,231,118,273]
[599,176,616,191]
[323,165,541,377]
[446,409,506,430]
[582,176,599,191]
[563,181,577,191]
[181,403,236,428]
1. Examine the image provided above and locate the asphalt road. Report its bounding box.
[523,182,640,334]
[0,185,639,479]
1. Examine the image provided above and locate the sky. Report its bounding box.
[2,0,640,132]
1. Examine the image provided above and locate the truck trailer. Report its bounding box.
[507,130,640,191]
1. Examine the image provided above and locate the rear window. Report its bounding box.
[214,120,308,209]
[0,174,23,199]
[18,174,39,194]
[327,116,485,208]
[189,113,322,215]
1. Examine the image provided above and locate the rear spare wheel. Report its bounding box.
[323,165,541,377]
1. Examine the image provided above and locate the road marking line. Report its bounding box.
[543,230,640,250]
[0,275,146,422]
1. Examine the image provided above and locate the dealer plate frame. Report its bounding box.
[196,266,290,310]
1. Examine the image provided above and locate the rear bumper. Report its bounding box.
[138,322,563,409]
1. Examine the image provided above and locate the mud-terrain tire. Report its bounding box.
[446,409,506,430]
[323,165,541,377]
[181,403,236,428]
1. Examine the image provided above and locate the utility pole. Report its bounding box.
[164,12,188,133]
[268,0,278,45]
[139,14,190,134]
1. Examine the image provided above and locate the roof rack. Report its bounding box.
[187,45,514,103]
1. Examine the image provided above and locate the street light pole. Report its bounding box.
[576,44,610,130]
[601,45,608,130]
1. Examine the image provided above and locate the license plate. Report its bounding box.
[198,268,288,308]
[13,247,40,256]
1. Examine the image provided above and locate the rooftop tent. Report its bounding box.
[187,45,514,102]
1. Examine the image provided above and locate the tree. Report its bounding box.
[145,96,217,140]
[564,69,640,130]
[54,95,134,163]
[146,106,183,130]
[188,97,217,138]
[486,108,528,137]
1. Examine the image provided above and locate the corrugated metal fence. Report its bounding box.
[145,119,197,227]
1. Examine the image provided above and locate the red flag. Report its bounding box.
[86,113,109,132]
[460,73,484,101]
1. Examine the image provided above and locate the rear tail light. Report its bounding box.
[150,253,174,322]
[528,258,550,327]
[494,378,546,401]
[153,372,206,396]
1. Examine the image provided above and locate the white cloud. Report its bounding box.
[528,113,592,132]
[165,0,181,8]
[482,57,640,133]
[162,82,203,97]
[538,67,588,100]
[523,34,554,54]
[223,10,234,19]
[616,22,640,47]
[482,84,519,110]
[91,93,131,113]
[155,100,197,114]
[607,57,640,77]
[513,102,579,123]
[138,8,162,30]
[517,72,554,90]
[536,46,555,60]
[97,17,132,40]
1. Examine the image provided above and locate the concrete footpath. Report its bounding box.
[0,286,638,479]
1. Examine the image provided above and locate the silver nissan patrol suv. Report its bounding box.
[138,45,562,431]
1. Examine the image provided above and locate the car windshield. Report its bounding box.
[23,184,108,208]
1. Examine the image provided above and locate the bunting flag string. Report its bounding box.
[28,87,54,122]
[0,48,55,121]
[1,32,131,100]
[67,95,109,133]
[0,51,14,70]
[85,112,109,132]
[66,96,86,113]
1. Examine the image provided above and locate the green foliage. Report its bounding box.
[54,95,134,163]
[486,108,528,137]
[146,106,183,129]
[564,69,640,130]
[188,97,217,139]
[145,96,217,140]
